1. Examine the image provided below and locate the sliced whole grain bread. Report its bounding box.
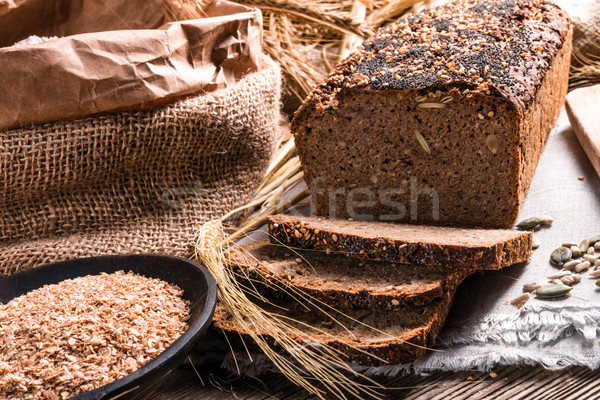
[268,214,532,270]
[225,240,468,309]
[290,0,571,228]
[213,291,455,366]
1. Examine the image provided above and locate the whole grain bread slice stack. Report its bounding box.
[214,214,532,366]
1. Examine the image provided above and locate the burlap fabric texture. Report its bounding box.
[0,55,281,277]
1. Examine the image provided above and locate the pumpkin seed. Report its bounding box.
[562,259,580,271]
[579,239,590,253]
[523,282,540,292]
[589,235,600,246]
[547,271,571,279]
[535,284,572,298]
[550,247,572,266]
[575,260,591,272]
[596,279,600,288]
[516,217,543,230]
[532,236,541,249]
[570,246,581,258]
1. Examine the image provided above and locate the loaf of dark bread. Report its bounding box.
[268,214,532,270]
[291,0,572,228]
[213,291,455,366]
[225,240,469,309]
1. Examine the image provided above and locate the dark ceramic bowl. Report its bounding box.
[0,254,217,400]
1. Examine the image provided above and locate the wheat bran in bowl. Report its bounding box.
[0,270,190,399]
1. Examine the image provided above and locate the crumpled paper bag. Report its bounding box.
[0,0,263,131]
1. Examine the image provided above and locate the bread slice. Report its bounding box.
[268,214,532,270]
[290,0,572,228]
[213,292,454,366]
[225,240,468,309]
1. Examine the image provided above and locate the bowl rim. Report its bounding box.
[0,254,217,400]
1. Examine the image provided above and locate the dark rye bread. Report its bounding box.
[225,240,469,309]
[213,291,454,366]
[268,214,532,270]
[291,0,572,228]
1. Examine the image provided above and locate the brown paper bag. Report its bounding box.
[0,0,263,131]
[0,0,282,276]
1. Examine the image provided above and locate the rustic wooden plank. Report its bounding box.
[564,382,600,400]
[148,364,600,400]
[542,368,600,400]
[566,84,600,179]
[480,367,554,400]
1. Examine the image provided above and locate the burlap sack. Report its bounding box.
[0,55,281,276]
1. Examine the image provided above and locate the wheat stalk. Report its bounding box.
[239,0,370,37]
[570,47,600,90]
[194,221,386,399]
[337,0,367,63]
[364,0,423,28]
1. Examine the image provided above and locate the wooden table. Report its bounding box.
[151,362,599,399]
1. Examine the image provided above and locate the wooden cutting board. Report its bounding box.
[566,84,600,178]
